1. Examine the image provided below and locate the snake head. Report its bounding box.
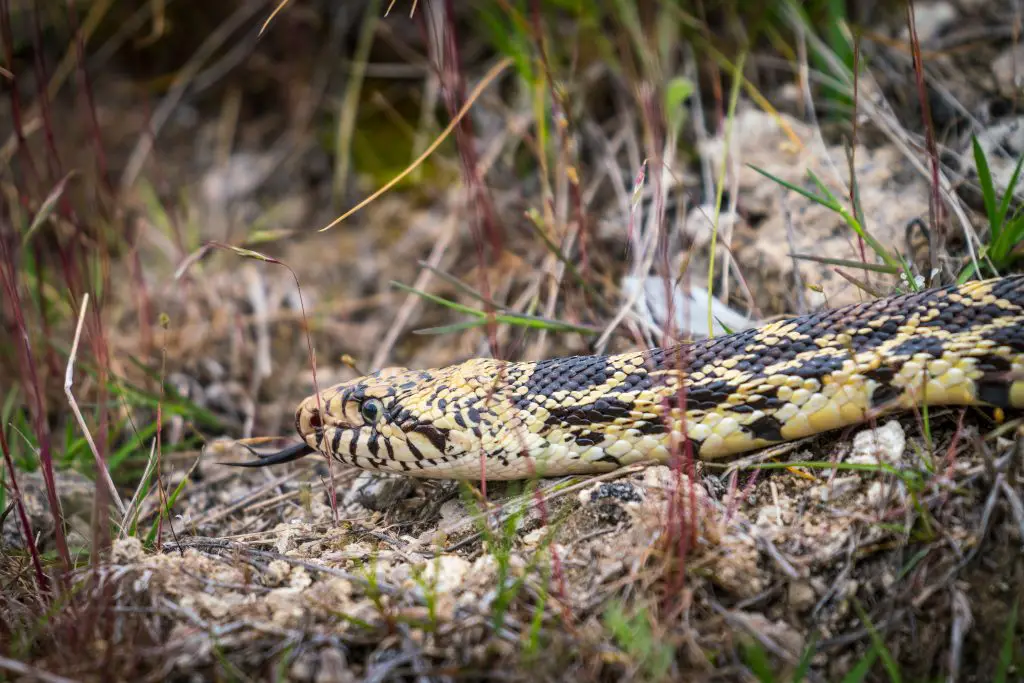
[224,366,426,471]
[290,365,485,477]
[294,366,414,449]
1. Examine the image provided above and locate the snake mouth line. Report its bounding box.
[222,441,316,467]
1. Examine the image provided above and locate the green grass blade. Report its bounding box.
[389,280,486,318]
[972,136,1000,237]
[852,599,901,683]
[805,169,905,274]
[748,165,840,212]
[791,632,818,682]
[990,214,1024,265]
[894,547,930,582]
[493,312,598,335]
[108,421,162,469]
[412,319,489,336]
[994,601,1019,683]
[995,153,1024,229]
[145,458,199,547]
[789,253,899,274]
[740,640,775,682]
[744,460,902,478]
[523,209,599,297]
[415,261,498,307]
[841,647,879,683]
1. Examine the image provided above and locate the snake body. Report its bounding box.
[233,275,1024,480]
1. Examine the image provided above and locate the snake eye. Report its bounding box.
[360,398,384,425]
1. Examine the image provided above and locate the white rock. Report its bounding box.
[621,274,755,339]
[848,421,906,467]
[418,554,471,596]
[522,528,545,546]
[898,1,956,43]
[865,480,890,507]
[993,43,1024,98]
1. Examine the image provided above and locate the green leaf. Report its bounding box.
[244,229,296,245]
[748,164,841,212]
[218,243,279,263]
[416,261,497,307]
[789,253,899,274]
[995,153,1024,230]
[744,460,902,478]
[145,460,196,547]
[805,169,905,275]
[990,214,1024,265]
[994,601,1019,683]
[412,319,489,336]
[494,312,597,334]
[395,280,599,336]
[972,136,1000,238]
[109,420,162,469]
[740,639,776,682]
[791,632,818,682]
[390,280,485,318]
[665,76,695,134]
[852,599,902,683]
[841,647,878,683]
[523,209,598,296]
[894,547,931,582]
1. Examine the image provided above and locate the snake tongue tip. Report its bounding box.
[222,441,316,468]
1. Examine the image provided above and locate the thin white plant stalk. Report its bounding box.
[65,293,126,516]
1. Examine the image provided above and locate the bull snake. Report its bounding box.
[230,275,1024,480]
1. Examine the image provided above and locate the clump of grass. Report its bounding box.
[959,136,1024,281]
[0,0,242,671]
[602,598,675,683]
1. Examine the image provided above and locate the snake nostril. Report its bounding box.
[296,405,322,436]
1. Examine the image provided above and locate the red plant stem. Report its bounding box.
[30,2,63,190]
[32,241,63,381]
[438,0,504,258]
[0,425,49,595]
[906,2,944,250]
[0,0,40,189]
[67,0,112,195]
[0,234,71,575]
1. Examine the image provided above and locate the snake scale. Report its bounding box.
[230,275,1024,480]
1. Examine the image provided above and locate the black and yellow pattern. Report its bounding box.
[232,275,1024,480]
